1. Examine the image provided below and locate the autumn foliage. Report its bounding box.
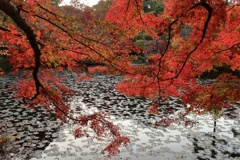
[107,0,240,112]
[0,0,240,157]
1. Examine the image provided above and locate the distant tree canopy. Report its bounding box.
[143,0,164,15]
[92,0,114,18]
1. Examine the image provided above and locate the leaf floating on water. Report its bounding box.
[80,152,88,156]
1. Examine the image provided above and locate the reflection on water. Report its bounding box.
[0,75,61,160]
[1,73,240,160]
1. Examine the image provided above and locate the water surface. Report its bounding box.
[0,73,239,160]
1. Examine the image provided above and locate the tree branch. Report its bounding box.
[163,1,213,81]
[214,42,240,54]
[0,0,43,98]
[19,8,132,74]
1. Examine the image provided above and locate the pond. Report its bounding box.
[0,73,239,160]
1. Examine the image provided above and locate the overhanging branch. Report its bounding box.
[161,1,213,81]
[0,0,43,98]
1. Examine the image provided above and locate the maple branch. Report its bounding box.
[0,25,45,47]
[134,0,144,23]
[37,4,62,19]
[0,0,43,98]
[37,41,97,69]
[0,26,9,32]
[0,25,24,38]
[125,0,131,13]
[0,1,129,151]
[226,4,236,12]
[19,9,130,74]
[133,16,180,103]
[1,22,103,73]
[158,0,203,58]
[36,4,113,47]
[144,1,213,103]
[155,17,180,102]
[199,2,212,43]
[125,0,145,24]
[163,1,212,81]
[160,18,179,58]
[61,48,95,60]
[147,1,214,104]
[38,88,123,149]
[214,42,240,54]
